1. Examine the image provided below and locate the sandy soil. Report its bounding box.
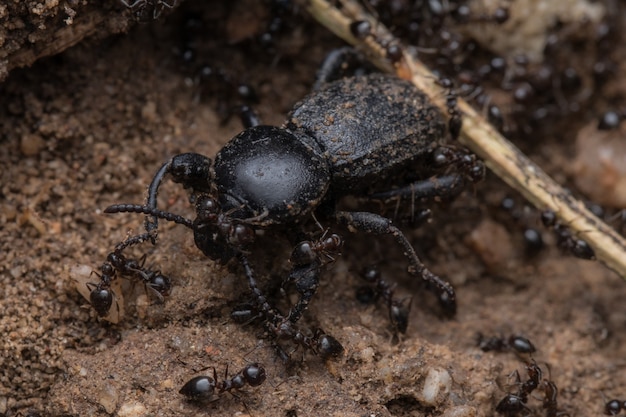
[1,1,625,416]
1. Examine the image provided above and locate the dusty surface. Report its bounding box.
[1,1,626,416]
[0,0,138,81]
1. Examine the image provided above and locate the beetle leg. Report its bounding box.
[336,211,456,317]
[369,173,466,202]
[239,253,283,324]
[239,254,343,359]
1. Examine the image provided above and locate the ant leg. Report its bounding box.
[336,211,456,317]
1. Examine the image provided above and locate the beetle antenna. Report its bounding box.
[105,204,194,229]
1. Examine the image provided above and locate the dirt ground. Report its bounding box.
[1,1,626,416]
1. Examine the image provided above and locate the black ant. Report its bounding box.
[496,361,542,416]
[284,230,343,324]
[497,196,546,257]
[175,13,260,128]
[605,399,626,416]
[356,266,412,334]
[431,145,486,185]
[179,363,266,402]
[496,360,562,417]
[477,333,536,355]
[349,20,372,40]
[542,380,559,417]
[86,233,172,319]
[435,77,464,140]
[496,393,531,417]
[346,17,404,66]
[452,4,509,25]
[255,0,299,53]
[289,231,343,267]
[541,210,595,260]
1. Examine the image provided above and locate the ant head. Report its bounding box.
[195,195,220,223]
[242,364,266,387]
[323,233,343,253]
[147,272,172,297]
[316,333,344,360]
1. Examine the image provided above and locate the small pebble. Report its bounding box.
[117,401,148,417]
[441,405,477,417]
[98,382,119,414]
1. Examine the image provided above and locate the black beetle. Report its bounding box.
[102,72,483,351]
